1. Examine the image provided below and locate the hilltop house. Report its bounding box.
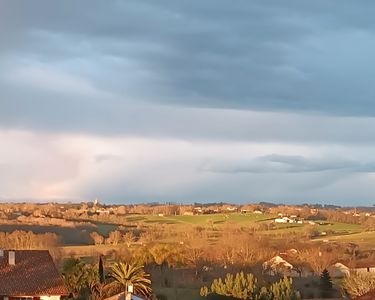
[274,217,293,223]
[351,261,375,274]
[262,255,300,277]
[0,250,69,300]
[263,253,313,277]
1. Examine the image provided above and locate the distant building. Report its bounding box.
[193,207,203,214]
[263,255,299,277]
[96,209,110,215]
[0,250,69,299]
[351,261,375,274]
[274,217,294,223]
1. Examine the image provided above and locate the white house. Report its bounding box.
[351,262,375,274]
[263,255,299,277]
[274,217,294,223]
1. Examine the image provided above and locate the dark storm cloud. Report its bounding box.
[2,0,375,121]
[2,1,375,205]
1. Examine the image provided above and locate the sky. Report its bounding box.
[1,1,375,206]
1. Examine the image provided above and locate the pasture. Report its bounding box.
[314,231,375,249]
[123,213,274,226]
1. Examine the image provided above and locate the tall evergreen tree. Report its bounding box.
[320,269,333,298]
[99,255,105,284]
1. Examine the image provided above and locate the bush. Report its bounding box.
[156,293,168,300]
[342,271,375,297]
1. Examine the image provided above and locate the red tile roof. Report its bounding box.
[356,290,375,300]
[0,250,69,296]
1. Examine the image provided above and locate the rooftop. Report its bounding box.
[356,290,375,300]
[0,250,69,296]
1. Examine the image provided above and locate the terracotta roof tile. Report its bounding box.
[0,250,69,296]
[356,290,375,300]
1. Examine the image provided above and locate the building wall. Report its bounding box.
[354,267,375,273]
[0,296,61,300]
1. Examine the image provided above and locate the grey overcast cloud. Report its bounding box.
[1,1,375,205]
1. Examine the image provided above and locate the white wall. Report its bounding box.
[40,296,61,300]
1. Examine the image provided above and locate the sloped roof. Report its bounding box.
[351,260,375,268]
[0,250,69,296]
[263,255,294,269]
[356,290,375,300]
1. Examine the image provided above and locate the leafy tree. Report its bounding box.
[342,271,375,298]
[107,261,152,298]
[63,258,97,299]
[269,277,300,300]
[201,272,300,300]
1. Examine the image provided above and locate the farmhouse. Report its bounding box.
[274,217,293,223]
[263,255,299,277]
[351,261,375,273]
[263,253,313,277]
[0,250,69,300]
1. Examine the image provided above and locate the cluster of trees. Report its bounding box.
[342,271,375,298]
[90,230,135,246]
[0,230,59,249]
[63,257,152,300]
[14,215,95,228]
[200,272,301,300]
[92,224,367,276]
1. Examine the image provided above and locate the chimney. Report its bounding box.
[8,251,15,265]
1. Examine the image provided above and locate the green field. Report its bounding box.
[314,221,363,234]
[314,230,375,248]
[124,213,274,226]
[95,223,118,236]
[60,214,372,256]
[263,220,363,236]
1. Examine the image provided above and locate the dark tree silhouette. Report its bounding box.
[320,269,333,298]
[99,255,104,284]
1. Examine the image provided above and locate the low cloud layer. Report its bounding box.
[1,130,375,205]
[1,1,375,205]
[205,154,375,174]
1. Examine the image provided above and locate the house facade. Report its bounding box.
[0,250,69,300]
[351,261,375,274]
[104,292,146,300]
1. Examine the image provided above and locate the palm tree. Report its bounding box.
[108,262,152,298]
